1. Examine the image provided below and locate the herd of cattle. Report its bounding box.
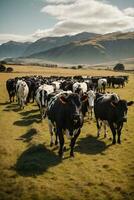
[6,75,133,158]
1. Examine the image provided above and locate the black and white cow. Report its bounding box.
[94,93,133,144]
[35,84,54,119]
[73,82,87,95]
[47,92,85,158]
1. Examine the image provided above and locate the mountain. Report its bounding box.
[28,32,134,65]
[1,31,134,65]
[0,41,31,59]
[23,32,99,56]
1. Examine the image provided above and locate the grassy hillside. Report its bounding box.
[29,32,134,65]
[23,32,99,57]
[0,66,134,200]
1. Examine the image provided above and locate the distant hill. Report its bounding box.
[23,32,99,56]
[1,31,134,65]
[28,32,134,65]
[0,41,31,59]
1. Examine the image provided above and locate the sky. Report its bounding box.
[0,0,134,44]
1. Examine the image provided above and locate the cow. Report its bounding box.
[87,90,96,119]
[94,93,133,144]
[47,92,85,158]
[73,82,87,95]
[35,84,54,119]
[110,77,125,88]
[16,80,29,109]
[6,78,16,102]
[97,78,107,93]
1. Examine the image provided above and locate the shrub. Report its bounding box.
[113,63,125,71]
[6,67,13,73]
[77,65,83,69]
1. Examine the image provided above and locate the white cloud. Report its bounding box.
[41,0,134,34]
[46,0,75,4]
[0,34,35,44]
[0,0,134,44]
[123,7,134,17]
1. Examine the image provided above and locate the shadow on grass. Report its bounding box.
[19,109,39,116]
[13,118,40,126]
[17,128,38,143]
[13,112,41,126]
[3,103,21,112]
[75,134,111,155]
[14,144,61,176]
[0,102,10,106]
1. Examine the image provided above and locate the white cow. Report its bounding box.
[87,90,96,119]
[97,78,107,93]
[35,84,54,119]
[16,80,29,109]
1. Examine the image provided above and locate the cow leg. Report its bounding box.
[89,107,93,120]
[55,128,58,145]
[117,123,123,144]
[13,95,15,102]
[48,120,54,146]
[90,109,92,119]
[57,128,64,158]
[96,119,102,137]
[109,122,116,144]
[70,128,81,157]
[91,107,94,119]
[32,91,35,103]
[40,108,44,120]
[22,99,25,109]
[103,122,107,138]
[9,95,12,103]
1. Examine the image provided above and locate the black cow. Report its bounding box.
[47,92,85,158]
[94,93,133,144]
[111,77,125,88]
[6,78,16,102]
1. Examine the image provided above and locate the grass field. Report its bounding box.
[0,65,134,200]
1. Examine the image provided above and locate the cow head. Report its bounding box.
[59,93,83,130]
[87,90,96,107]
[115,100,133,123]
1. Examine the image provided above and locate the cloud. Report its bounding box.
[0,34,35,44]
[123,7,134,17]
[46,0,75,4]
[0,0,134,44]
[41,0,134,34]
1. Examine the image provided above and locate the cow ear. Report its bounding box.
[81,94,88,102]
[59,96,67,104]
[127,101,133,106]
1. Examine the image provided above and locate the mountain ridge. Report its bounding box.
[0,31,134,65]
[28,31,134,65]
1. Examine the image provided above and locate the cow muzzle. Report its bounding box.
[73,114,83,127]
[122,117,127,122]
[73,114,80,122]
